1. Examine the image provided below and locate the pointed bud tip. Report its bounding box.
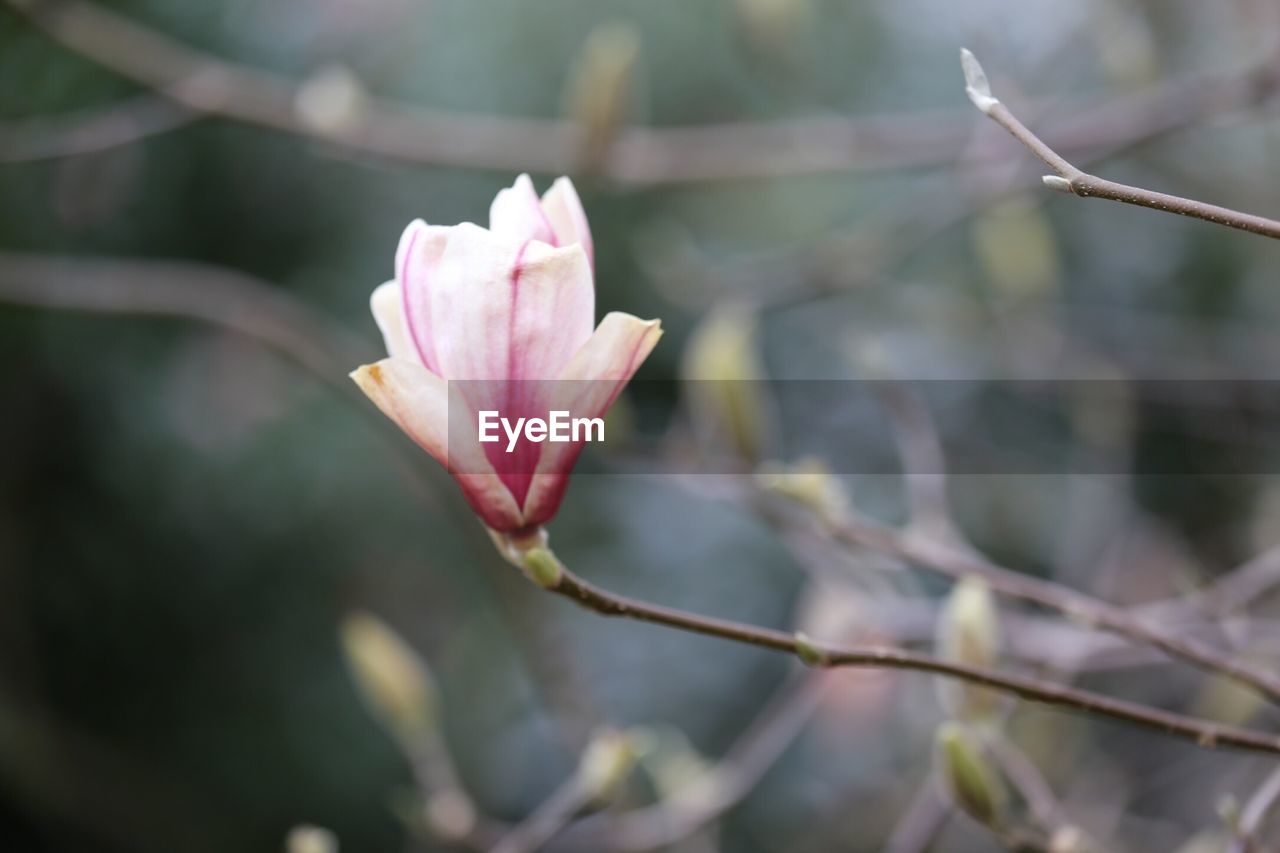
[935,722,1004,828]
[286,825,338,853]
[794,631,828,667]
[1042,175,1074,194]
[340,612,436,744]
[578,727,640,798]
[960,48,999,114]
[520,546,564,589]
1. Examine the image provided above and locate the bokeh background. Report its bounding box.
[3,1,1280,851]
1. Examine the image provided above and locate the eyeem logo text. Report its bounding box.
[478,410,605,453]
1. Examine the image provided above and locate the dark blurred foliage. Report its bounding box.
[2,0,1280,851]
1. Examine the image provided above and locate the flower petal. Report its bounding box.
[397,220,453,375]
[519,313,662,527]
[370,280,413,360]
[489,174,556,246]
[429,225,595,382]
[350,357,525,531]
[540,177,594,268]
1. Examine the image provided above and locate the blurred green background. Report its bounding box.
[2,0,1280,850]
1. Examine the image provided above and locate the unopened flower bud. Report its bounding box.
[935,722,1005,828]
[295,65,365,136]
[564,23,641,170]
[936,577,1002,722]
[734,0,812,66]
[1049,825,1094,853]
[756,457,850,526]
[971,196,1061,301]
[577,727,638,799]
[285,825,338,853]
[340,612,437,747]
[683,302,774,462]
[519,546,564,589]
[793,631,827,667]
[960,49,999,115]
[425,789,478,842]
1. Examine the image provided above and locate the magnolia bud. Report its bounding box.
[294,65,365,136]
[519,547,564,589]
[971,196,1060,302]
[936,577,1002,722]
[756,457,850,526]
[934,722,1005,828]
[734,0,812,67]
[683,302,774,462]
[793,631,827,667]
[564,23,641,170]
[577,728,639,800]
[960,49,999,115]
[1049,825,1095,853]
[340,612,437,747]
[425,789,478,842]
[285,825,338,853]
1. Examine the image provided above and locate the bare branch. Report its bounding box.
[510,547,1280,756]
[960,49,1280,240]
[6,0,1277,185]
[822,510,1280,705]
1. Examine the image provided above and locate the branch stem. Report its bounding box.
[824,512,1280,705]
[531,555,1280,757]
[962,49,1280,240]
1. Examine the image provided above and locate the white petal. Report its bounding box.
[350,357,525,531]
[520,313,662,526]
[541,177,594,267]
[370,280,413,360]
[397,220,453,374]
[489,174,556,245]
[429,225,595,382]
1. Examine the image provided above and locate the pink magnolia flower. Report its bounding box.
[351,175,662,535]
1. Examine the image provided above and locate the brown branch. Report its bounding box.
[884,779,951,853]
[961,49,1280,240]
[0,94,195,163]
[820,510,1280,705]
[7,0,1277,184]
[1231,766,1280,853]
[0,251,372,385]
[509,546,1280,757]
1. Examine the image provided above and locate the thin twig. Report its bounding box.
[0,251,371,385]
[0,94,195,163]
[960,49,1280,240]
[1231,766,1280,853]
[884,778,951,853]
[524,555,1280,756]
[7,0,1277,185]
[987,738,1066,833]
[490,772,596,853]
[820,510,1280,705]
[584,673,827,851]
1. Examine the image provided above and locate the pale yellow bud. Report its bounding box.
[734,0,812,66]
[519,546,564,589]
[577,727,639,799]
[934,722,1005,828]
[564,23,641,170]
[1049,825,1095,853]
[425,789,478,842]
[285,825,338,853]
[971,196,1060,302]
[793,631,827,667]
[294,65,365,136]
[340,612,436,747]
[936,577,1002,722]
[755,457,850,526]
[683,302,774,462]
